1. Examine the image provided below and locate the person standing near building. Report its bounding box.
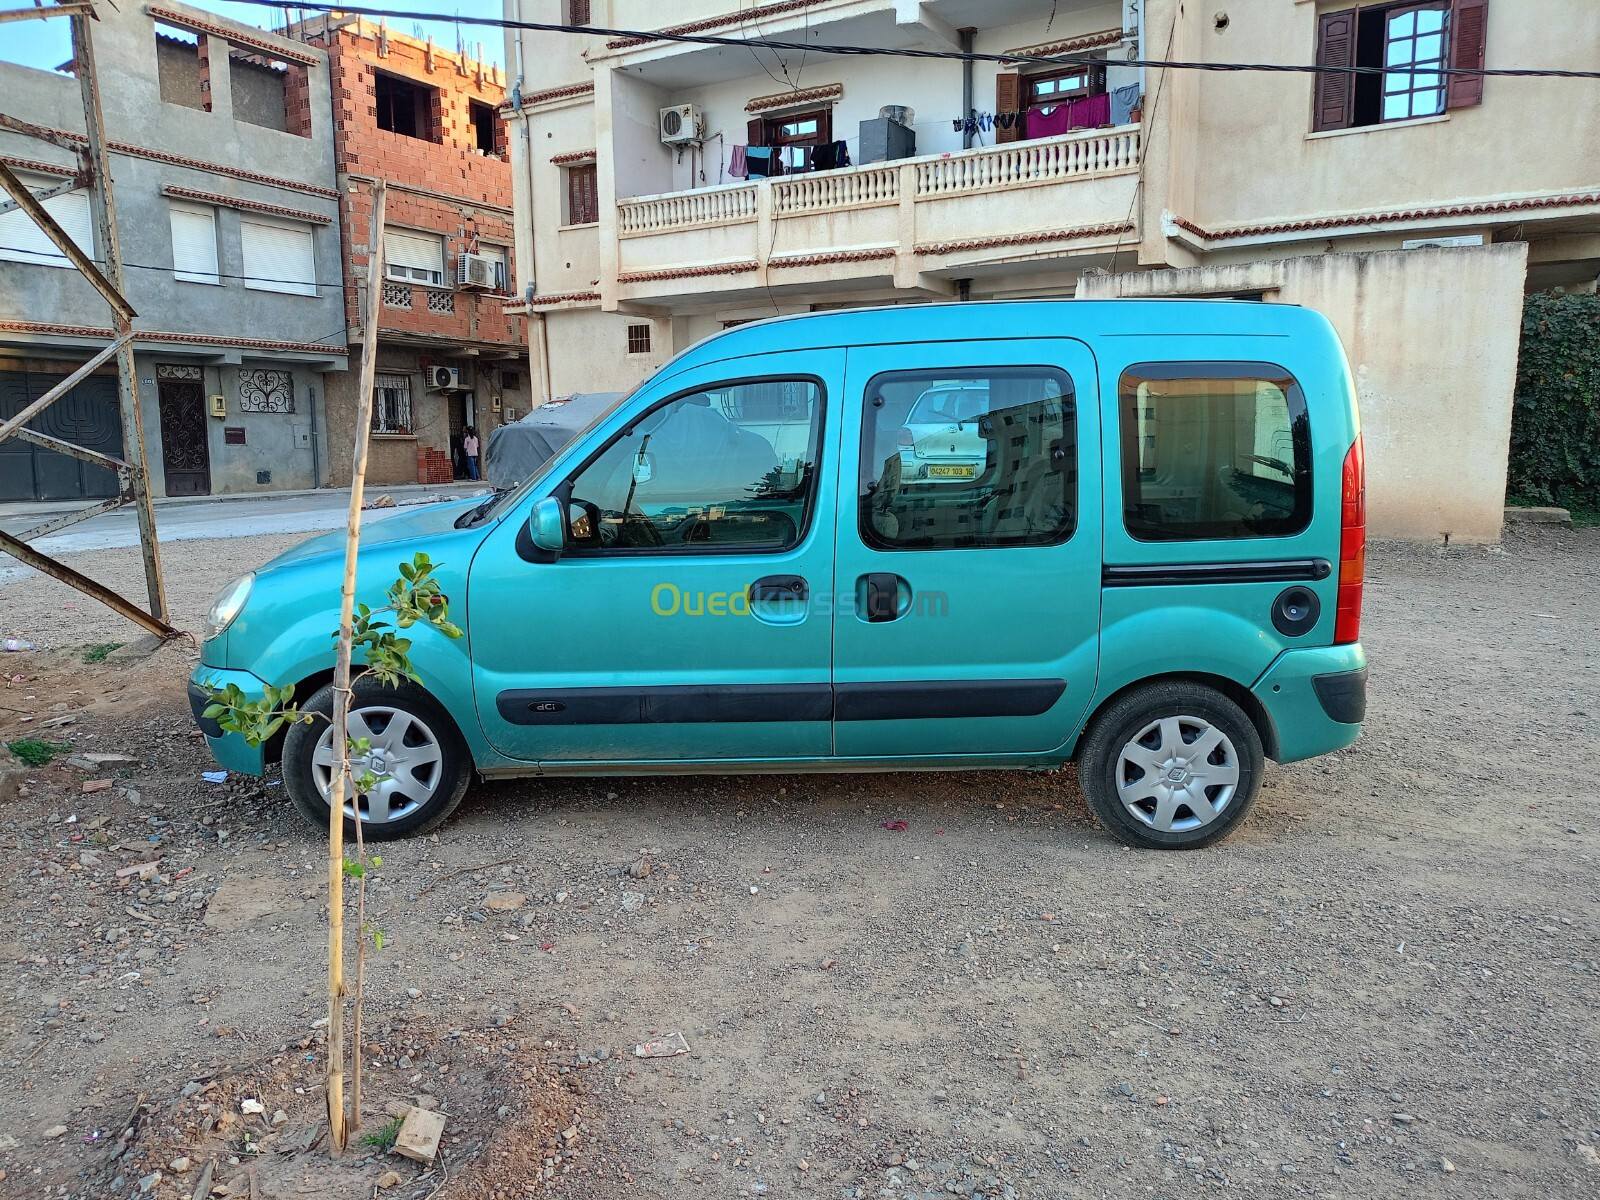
[463,426,481,480]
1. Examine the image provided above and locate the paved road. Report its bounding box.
[0,484,489,579]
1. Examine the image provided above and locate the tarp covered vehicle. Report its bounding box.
[482,393,622,488]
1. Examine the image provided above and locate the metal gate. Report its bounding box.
[0,367,122,502]
[156,364,210,496]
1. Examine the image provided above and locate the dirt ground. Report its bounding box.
[0,527,1596,1200]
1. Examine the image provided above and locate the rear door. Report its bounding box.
[832,339,1102,758]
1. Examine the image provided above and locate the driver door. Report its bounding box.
[467,350,841,763]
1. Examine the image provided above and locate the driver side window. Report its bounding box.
[564,378,824,553]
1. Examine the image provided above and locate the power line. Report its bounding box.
[226,0,1600,82]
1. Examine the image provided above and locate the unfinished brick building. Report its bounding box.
[292,14,527,486]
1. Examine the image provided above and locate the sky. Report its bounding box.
[0,1,506,72]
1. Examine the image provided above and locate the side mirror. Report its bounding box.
[529,496,566,555]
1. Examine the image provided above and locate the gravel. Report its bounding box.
[0,526,1596,1199]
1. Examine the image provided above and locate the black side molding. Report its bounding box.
[834,679,1066,722]
[497,684,833,726]
[1312,667,1368,725]
[496,679,1068,726]
[1103,559,1332,587]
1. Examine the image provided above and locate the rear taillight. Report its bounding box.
[897,428,916,448]
[1335,435,1365,645]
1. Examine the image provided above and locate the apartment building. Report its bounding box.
[502,0,1600,540]
[0,2,345,501]
[291,14,528,488]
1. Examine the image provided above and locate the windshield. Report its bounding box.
[455,385,640,528]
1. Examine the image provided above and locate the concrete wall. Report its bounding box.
[0,1,347,497]
[1183,1,1600,230]
[1078,244,1531,543]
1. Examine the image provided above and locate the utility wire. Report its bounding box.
[225,0,1600,82]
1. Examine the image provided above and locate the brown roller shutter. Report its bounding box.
[747,117,767,146]
[1313,9,1357,131]
[567,163,597,225]
[1447,0,1488,109]
[996,71,1023,143]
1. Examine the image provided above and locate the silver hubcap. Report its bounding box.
[311,705,443,825]
[1116,715,1241,834]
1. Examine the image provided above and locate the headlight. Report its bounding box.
[204,573,254,641]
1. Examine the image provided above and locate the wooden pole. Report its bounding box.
[328,178,387,1152]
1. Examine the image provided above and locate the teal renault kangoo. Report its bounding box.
[192,301,1367,850]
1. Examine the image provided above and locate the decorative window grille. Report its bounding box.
[426,289,455,314]
[237,368,294,414]
[372,373,413,435]
[383,281,413,309]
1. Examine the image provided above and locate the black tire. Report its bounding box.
[1077,681,1265,850]
[282,679,472,841]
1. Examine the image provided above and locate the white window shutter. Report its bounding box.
[241,218,316,296]
[384,229,444,283]
[169,203,219,284]
[0,184,94,268]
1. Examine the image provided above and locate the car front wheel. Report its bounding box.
[1077,681,1264,850]
[282,681,471,840]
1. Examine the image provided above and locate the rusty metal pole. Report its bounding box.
[70,10,169,623]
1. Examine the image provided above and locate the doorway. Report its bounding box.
[156,364,211,496]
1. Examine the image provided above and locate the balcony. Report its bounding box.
[612,125,1141,306]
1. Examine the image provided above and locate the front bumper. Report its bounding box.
[188,667,268,777]
[1252,644,1367,763]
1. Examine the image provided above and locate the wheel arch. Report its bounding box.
[1073,672,1281,762]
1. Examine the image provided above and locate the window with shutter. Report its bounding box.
[995,72,1023,143]
[567,0,591,26]
[1313,9,1356,131]
[169,202,220,285]
[565,164,598,225]
[0,181,93,268]
[384,228,446,285]
[1315,1,1469,131]
[1447,0,1488,109]
[241,218,316,296]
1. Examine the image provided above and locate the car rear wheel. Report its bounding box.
[1077,681,1264,850]
[282,681,471,841]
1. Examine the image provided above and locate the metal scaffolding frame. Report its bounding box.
[0,1,174,638]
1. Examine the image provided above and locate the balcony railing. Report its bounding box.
[618,183,759,234]
[616,126,1140,237]
[915,127,1139,195]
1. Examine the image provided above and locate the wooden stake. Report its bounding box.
[328,178,388,1153]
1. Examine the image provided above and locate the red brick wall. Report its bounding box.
[307,22,522,349]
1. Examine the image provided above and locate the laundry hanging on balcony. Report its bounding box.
[1025,93,1111,138]
[808,141,851,171]
[745,146,776,179]
[729,144,749,179]
[952,111,1028,134]
[1109,84,1142,126]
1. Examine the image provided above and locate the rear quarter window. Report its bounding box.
[1118,362,1312,542]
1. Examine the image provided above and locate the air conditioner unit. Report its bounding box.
[457,251,499,290]
[659,103,702,145]
[428,366,462,391]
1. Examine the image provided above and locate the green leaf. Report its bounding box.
[342,859,365,878]
[372,929,386,951]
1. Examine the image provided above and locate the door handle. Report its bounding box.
[749,575,808,603]
[862,572,906,622]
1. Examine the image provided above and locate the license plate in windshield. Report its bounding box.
[929,464,975,478]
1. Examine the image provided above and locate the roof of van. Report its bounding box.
[671,299,1337,374]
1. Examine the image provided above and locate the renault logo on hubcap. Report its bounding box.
[1167,767,1188,784]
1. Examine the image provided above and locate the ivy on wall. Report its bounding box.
[1507,291,1600,515]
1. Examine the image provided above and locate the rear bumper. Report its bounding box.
[188,667,268,777]
[1252,644,1367,763]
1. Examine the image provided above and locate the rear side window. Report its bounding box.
[860,367,1076,550]
[1118,362,1311,541]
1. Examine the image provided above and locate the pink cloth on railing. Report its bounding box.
[1025,93,1113,138]
[1067,92,1111,130]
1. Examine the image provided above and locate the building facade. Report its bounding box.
[502,0,1600,540]
[292,14,528,488]
[0,1,346,502]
